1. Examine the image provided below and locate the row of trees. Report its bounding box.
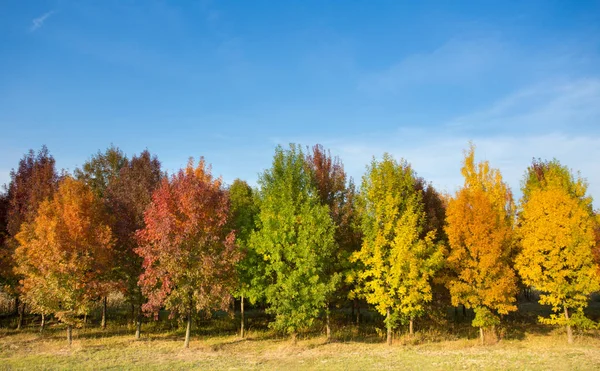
[0,143,598,347]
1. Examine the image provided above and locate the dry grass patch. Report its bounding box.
[1,325,600,370]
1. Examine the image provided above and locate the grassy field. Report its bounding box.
[1,303,600,370]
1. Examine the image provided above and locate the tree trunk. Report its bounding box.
[14,296,19,315]
[101,296,107,330]
[564,306,573,344]
[83,313,87,327]
[386,308,392,346]
[356,300,360,326]
[131,303,135,325]
[291,332,297,345]
[480,327,484,345]
[462,305,467,318]
[409,317,414,336]
[40,312,45,333]
[17,303,25,330]
[67,325,73,345]
[240,294,245,338]
[135,310,142,340]
[326,311,331,341]
[184,312,192,349]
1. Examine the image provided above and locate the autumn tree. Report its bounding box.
[15,177,114,345]
[136,158,240,348]
[305,144,361,340]
[515,159,600,344]
[352,154,444,344]
[445,145,518,344]
[250,144,337,344]
[106,150,162,338]
[75,145,128,328]
[1,146,58,328]
[415,178,451,321]
[0,190,9,280]
[228,179,262,338]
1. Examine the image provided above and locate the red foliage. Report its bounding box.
[136,159,240,318]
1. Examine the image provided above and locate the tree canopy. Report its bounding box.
[250,144,338,342]
[445,145,518,343]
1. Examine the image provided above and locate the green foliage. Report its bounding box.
[305,144,362,308]
[538,309,599,330]
[472,307,500,329]
[229,179,264,304]
[250,144,338,335]
[75,145,128,198]
[352,154,444,330]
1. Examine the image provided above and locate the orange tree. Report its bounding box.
[15,177,114,344]
[445,145,518,344]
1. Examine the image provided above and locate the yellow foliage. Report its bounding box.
[516,186,600,316]
[353,154,444,328]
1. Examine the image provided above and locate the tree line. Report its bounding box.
[0,143,598,347]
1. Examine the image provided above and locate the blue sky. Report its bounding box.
[1,1,600,204]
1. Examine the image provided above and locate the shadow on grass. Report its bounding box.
[4,299,600,349]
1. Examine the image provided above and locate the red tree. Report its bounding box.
[106,150,162,337]
[1,146,58,328]
[136,158,240,348]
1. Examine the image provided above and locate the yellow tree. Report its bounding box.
[445,145,517,344]
[15,177,114,345]
[352,154,444,345]
[516,160,600,344]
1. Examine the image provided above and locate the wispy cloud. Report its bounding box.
[358,38,505,94]
[277,76,600,207]
[30,10,55,32]
[447,78,600,133]
[356,35,598,100]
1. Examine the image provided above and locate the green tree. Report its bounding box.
[228,179,263,338]
[444,145,518,344]
[352,154,444,345]
[75,145,128,198]
[250,144,337,344]
[305,144,362,340]
[516,159,600,344]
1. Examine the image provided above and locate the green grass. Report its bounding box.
[1,303,600,370]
